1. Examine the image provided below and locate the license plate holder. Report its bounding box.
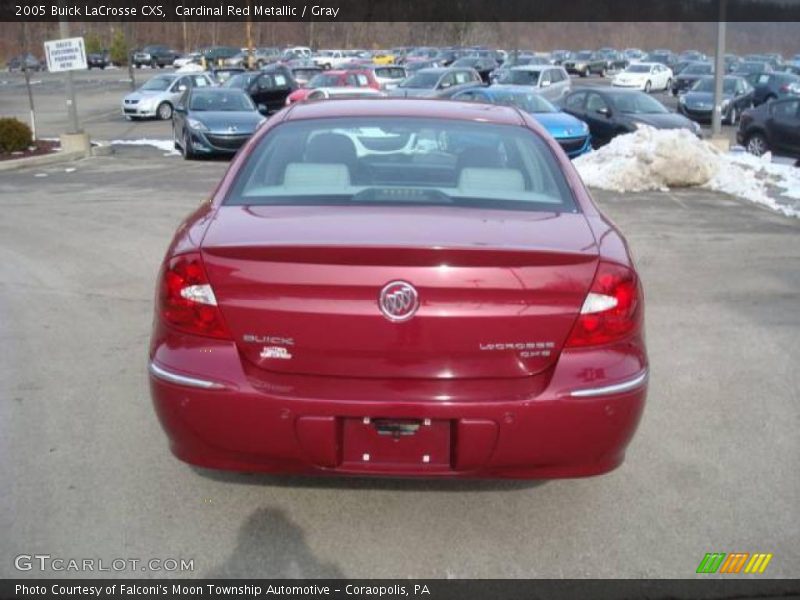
[342,417,451,469]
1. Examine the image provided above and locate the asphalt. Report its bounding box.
[0,67,798,580]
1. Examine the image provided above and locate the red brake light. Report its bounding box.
[158,252,231,340]
[565,261,643,348]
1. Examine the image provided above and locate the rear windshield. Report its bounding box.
[497,70,540,85]
[225,117,576,213]
[374,67,406,79]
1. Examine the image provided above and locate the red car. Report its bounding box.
[149,99,648,479]
[285,69,380,104]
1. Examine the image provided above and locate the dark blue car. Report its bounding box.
[452,86,591,158]
[172,88,265,159]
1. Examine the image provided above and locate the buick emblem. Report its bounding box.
[379,281,419,322]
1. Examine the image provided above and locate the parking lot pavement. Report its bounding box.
[0,150,798,579]
[0,68,741,145]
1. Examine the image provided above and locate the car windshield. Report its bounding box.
[190,91,254,111]
[222,73,259,88]
[309,73,345,87]
[576,52,593,60]
[684,64,712,74]
[692,78,738,93]
[140,76,174,91]
[451,58,478,67]
[225,117,576,212]
[489,91,557,113]
[399,72,440,88]
[626,65,652,73]
[498,70,540,85]
[611,93,669,114]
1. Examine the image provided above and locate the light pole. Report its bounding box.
[58,10,81,134]
[712,0,727,138]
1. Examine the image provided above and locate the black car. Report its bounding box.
[450,56,498,83]
[6,53,44,72]
[133,45,179,69]
[87,50,110,70]
[645,51,679,73]
[223,66,298,114]
[679,50,707,63]
[173,87,264,159]
[596,49,629,73]
[671,61,714,96]
[562,88,700,147]
[737,97,800,158]
[678,75,755,124]
[732,60,772,78]
[563,51,607,77]
[202,46,241,67]
[750,72,800,106]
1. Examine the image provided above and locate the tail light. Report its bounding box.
[565,261,643,348]
[158,252,231,340]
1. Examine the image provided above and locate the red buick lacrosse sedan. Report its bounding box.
[148,99,647,478]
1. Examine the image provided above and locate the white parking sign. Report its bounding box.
[44,37,87,72]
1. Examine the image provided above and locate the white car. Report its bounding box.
[612,62,673,93]
[312,50,351,70]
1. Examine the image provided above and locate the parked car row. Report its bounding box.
[120,44,800,162]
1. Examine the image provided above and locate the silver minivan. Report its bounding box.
[493,66,571,102]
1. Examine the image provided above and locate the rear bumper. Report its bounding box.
[149,334,647,479]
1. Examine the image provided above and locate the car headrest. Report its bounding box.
[283,163,351,188]
[458,168,525,194]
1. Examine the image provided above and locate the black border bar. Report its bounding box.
[3,580,800,600]
[3,0,800,22]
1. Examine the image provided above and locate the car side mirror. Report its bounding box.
[439,81,452,89]
[257,104,268,114]
[541,79,551,87]
[596,107,611,117]
[174,105,186,114]
[177,85,187,92]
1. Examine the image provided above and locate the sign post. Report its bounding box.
[44,33,86,135]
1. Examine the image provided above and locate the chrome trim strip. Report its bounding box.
[569,370,649,398]
[148,362,226,390]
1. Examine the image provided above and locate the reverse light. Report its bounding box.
[158,252,231,339]
[565,261,643,348]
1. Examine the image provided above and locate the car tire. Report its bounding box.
[726,106,738,125]
[644,80,652,93]
[579,69,587,78]
[157,102,173,120]
[745,132,768,156]
[151,59,158,69]
[182,131,195,160]
[665,78,672,91]
[765,94,777,104]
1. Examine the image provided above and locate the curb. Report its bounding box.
[0,145,113,172]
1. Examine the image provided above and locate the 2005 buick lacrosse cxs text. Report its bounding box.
[148,98,648,479]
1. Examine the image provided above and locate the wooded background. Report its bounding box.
[2,22,798,64]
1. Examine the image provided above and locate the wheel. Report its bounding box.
[644,80,652,93]
[765,94,777,104]
[151,59,158,69]
[182,131,195,160]
[665,78,672,91]
[601,67,608,78]
[745,132,768,156]
[726,106,738,125]
[135,64,141,69]
[156,102,173,120]
[579,69,587,78]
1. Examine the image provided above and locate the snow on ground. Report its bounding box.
[573,126,800,218]
[110,139,179,156]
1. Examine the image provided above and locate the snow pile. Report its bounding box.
[110,139,179,156]
[573,126,799,218]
